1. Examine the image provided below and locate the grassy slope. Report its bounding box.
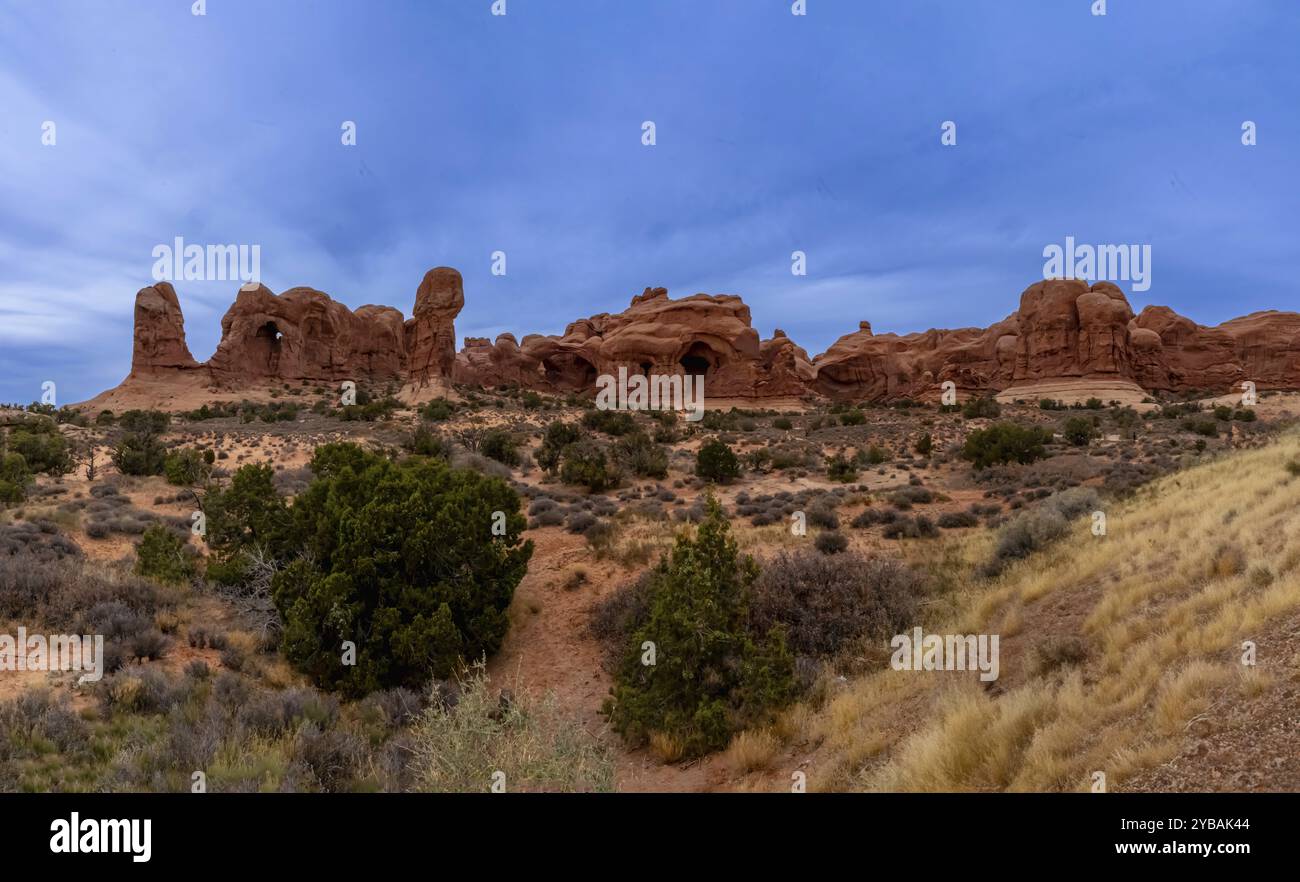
[803,430,1300,792]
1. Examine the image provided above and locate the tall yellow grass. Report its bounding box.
[806,430,1300,792]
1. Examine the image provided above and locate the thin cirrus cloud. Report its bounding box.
[0,0,1297,403]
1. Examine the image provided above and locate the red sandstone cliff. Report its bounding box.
[95,267,1300,409]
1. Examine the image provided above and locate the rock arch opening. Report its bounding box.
[542,353,598,392]
[679,341,717,379]
[252,321,283,373]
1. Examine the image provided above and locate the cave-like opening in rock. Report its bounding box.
[679,341,715,379]
[252,320,283,373]
[543,354,598,392]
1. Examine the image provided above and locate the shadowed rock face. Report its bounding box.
[102,267,1300,407]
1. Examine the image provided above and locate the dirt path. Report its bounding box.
[486,526,731,791]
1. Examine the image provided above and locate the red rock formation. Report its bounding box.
[813,319,1017,401]
[406,267,464,387]
[1221,311,1300,391]
[757,329,815,398]
[453,333,545,389]
[91,267,1300,410]
[516,287,782,399]
[103,270,463,405]
[1011,279,1135,382]
[205,283,408,385]
[130,282,200,376]
[1130,306,1242,393]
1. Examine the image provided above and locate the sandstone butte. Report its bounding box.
[84,267,1300,411]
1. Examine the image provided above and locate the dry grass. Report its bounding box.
[804,429,1300,792]
[724,728,780,773]
[649,731,686,764]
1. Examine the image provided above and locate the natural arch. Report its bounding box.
[252,321,283,374]
[679,341,717,379]
[542,353,598,392]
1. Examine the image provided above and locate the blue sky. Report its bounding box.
[1,0,1297,404]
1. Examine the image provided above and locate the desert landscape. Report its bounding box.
[2,266,1298,794]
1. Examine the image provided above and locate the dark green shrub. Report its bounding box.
[118,410,170,435]
[604,498,794,757]
[1061,416,1095,447]
[839,409,865,426]
[480,429,520,467]
[204,555,251,587]
[7,426,72,476]
[825,454,858,483]
[111,433,167,476]
[915,433,933,457]
[615,432,668,479]
[773,417,793,431]
[582,409,636,437]
[135,524,195,585]
[537,420,582,474]
[202,463,293,560]
[272,445,533,696]
[406,426,450,458]
[1181,417,1218,437]
[561,440,619,492]
[695,438,740,484]
[961,397,1002,419]
[338,397,400,422]
[863,445,888,465]
[420,398,453,422]
[0,453,31,506]
[163,449,210,486]
[961,423,1053,470]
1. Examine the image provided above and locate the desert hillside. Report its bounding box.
[793,429,1300,792]
[1,384,1296,792]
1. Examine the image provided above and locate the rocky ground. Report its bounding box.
[1,385,1296,792]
